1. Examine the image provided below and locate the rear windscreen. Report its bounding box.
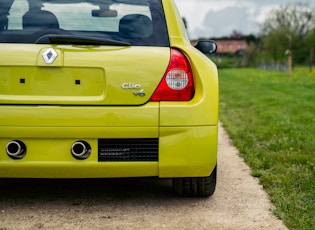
[0,0,169,46]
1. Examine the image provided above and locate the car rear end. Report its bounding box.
[0,0,218,196]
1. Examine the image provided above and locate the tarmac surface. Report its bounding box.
[0,123,288,229]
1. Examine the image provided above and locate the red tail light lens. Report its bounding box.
[150,48,194,101]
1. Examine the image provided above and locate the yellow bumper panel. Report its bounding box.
[0,126,217,178]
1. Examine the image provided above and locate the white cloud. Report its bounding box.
[174,0,315,39]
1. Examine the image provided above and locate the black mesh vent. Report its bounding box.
[98,138,158,162]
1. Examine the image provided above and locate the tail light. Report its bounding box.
[150,48,194,101]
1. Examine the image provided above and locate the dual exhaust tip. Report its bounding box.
[5,140,91,160]
[71,141,91,160]
[6,140,27,159]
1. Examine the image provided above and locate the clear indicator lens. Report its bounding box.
[166,69,188,90]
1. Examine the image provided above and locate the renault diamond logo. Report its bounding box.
[42,48,58,64]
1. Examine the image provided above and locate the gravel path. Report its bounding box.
[0,123,288,229]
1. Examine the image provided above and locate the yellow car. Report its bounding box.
[0,0,218,197]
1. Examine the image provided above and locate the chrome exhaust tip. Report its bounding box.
[71,141,91,160]
[6,140,26,159]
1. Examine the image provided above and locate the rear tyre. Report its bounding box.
[172,165,217,197]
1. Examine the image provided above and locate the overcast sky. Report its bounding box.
[174,0,315,39]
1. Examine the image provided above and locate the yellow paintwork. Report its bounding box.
[161,0,219,127]
[0,0,218,179]
[0,45,170,105]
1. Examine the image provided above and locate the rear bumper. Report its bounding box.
[0,126,217,178]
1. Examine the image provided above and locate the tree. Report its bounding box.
[241,42,258,67]
[305,28,315,71]
[230,30,243,39]
[261,3,315,65]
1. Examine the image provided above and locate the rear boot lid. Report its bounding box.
[0,44,170,105]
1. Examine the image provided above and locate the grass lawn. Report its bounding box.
[218,67,315,229]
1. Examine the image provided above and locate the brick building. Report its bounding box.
[215,40,247,55]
